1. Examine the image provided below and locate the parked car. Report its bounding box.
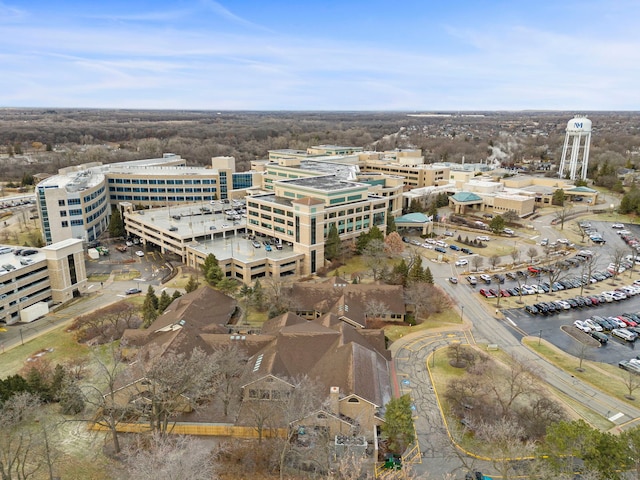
[455,259,469,267]
[524,305,538,315]
[584,319,603,332]
[434,247,447,253]
[125,288,142,295]
[574,320,591,333]
[466,276,477,285]
[135,251,145,257]
[476,235,490,242]
[479,288,495,298]
[612,328,638,342]
[479,274,492,284]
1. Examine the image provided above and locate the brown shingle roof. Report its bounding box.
[289,282,405,327]
[246,312,391,407]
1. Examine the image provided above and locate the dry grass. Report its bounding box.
[523,337,640,408]
[384,310,462,343]
[1,324,90,378]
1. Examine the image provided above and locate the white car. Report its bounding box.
[455,259,468,267]
[584,319,603,332]
[421,243,434,249]
[135,251,144,257]
[476,235,490,242]
[480,274,492,282]
[612,291,627,301]
[574,320,592,333]
[612,223,625,229]
[556,300,571,310]
[503,228,514,235]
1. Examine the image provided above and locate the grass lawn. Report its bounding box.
[88,273,110,282]
[523,337,640,408]
[385,310,463,343]
[1,324,90,378]
[114,270,141,281]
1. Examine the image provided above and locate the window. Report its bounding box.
[60,210,67,217]
[58,199,65,206]
[61,221,68,227]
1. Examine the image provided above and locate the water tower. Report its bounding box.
[558,116,592,181]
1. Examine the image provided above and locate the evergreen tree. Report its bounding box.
[142,285,159,327]
[171,290,182,301]
[50,364,66,401]
[158,290,172,313]
[216,277,238,295]
[408,199,423,213]
[391,259,409,286]
[552,188,565,206]
[368,225,384,242]
[21,172,34,186]
[252,279,265,311]
[423,266,434,284]
[386,214,397,233]
[26,367,51,402]
[427,201,438,219]
[184,275,199,293]
[108,208,125,237]
[0,374,29,402]
[381,394,415,453]
[408,256,425,283]
[324,223,340,260]
[202,253,223,285]
[355,231,369,254]
[489,215,505,234]
[60,380,85,415]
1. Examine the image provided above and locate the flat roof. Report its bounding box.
[128,202,246,236]
[280,175,366,192]
[37,170,105,193]
[189,235,299,264]
[297,160,360,180]
[0,245,46,273]
[104,165,218,176]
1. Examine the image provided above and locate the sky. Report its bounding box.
[1,0,639,110]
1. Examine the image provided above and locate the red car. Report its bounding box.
[528,266,540,274]
[479,288,496,298]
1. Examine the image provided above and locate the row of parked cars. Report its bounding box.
[573,307,640,345]
[619,356,640,374]
[525,281,640,316]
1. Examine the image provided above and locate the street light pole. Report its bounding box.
[19,328,24,346]
[460,305,464,322]
[538,329,542,346]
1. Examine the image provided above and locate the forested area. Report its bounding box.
[1,109,640,183]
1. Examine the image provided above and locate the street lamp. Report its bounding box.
[460,305,464,322]
[19,328,24,346]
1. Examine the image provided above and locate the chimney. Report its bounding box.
[329,386,340,415]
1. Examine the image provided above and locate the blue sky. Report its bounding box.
[1,0,639,110]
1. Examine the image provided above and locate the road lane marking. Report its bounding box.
[609,412,624,422]
[505,316,517,327]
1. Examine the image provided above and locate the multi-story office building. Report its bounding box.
[0,239,87,325]
[122,165,401,282]
[35,154,259,244]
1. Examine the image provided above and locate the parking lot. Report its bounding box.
[497,220,640,366]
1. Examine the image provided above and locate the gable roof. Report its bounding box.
[289,282,405,328]
[450,191,483,203]
[395,212,431,224]
[121,286,237,363]
[245,312,391,408]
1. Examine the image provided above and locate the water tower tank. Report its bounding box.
[566,117,592,133]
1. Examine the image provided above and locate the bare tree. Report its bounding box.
[213,344,247,418]
[471,255,484,272]
[571,340,593,372]
[363,239,387,281]
[622,370,640,400]
[510,248,520,265]
[475,418,535,480]
[364,299,390,323]
[0,392,49,480]
[489,254,501,269]
[122,432,218,480]
[133,347,225,434]
[553,205,573,231]
[579,253,599,295]
[404,283,451,322]
[485,358,536,418]
[610,247,628,284]
[527,246,538,264]
[262,278,295,318]
[81,343,129,454]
